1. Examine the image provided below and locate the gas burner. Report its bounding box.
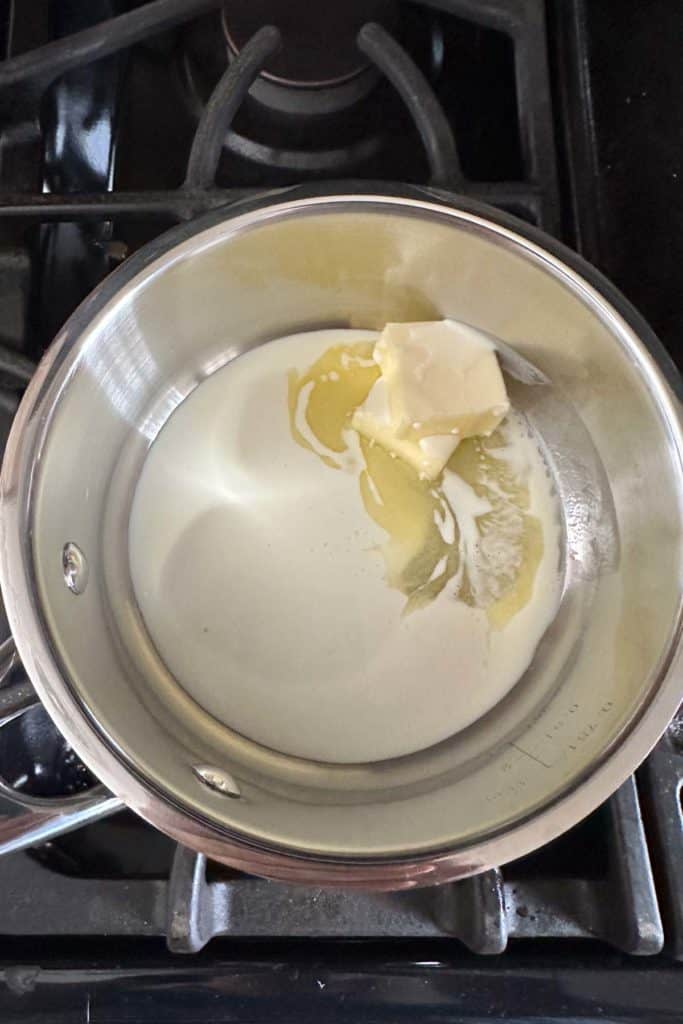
[180,2,400,178]
[222,0,397,116]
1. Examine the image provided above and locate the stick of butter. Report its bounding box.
[352,319,510,480]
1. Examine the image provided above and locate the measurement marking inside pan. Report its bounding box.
[512,742,551,769]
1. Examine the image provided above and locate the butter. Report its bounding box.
[352,377,460,479]
[283,327,556,631]
[352,320,509,479]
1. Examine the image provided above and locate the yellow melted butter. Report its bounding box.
[288,342,379,469]
[359,437,460,613]
[449,435,544,628]
[288,341,543,626]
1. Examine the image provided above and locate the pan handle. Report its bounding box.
[0,635,41,726]
[0,635,124,855]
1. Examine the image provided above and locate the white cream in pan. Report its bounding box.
[129,327,561,764]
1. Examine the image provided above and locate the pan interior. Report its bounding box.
[126,325,563,765]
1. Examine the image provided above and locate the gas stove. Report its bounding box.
[0,2,682,1021]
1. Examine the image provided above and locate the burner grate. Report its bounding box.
[0,777,664,957]
[164,778,663,955]
[639,719,683,960]
[0,0,559,227]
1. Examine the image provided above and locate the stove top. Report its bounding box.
[0,2,682,1021]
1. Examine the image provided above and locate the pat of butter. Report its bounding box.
[353,378,460,479]
[352,320,509,479]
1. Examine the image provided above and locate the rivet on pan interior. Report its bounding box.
[62,542,89,595]
[192,764,241,798]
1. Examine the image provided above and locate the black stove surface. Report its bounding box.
[0,2,682,1022]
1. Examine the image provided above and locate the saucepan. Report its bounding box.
[0,184,681,887]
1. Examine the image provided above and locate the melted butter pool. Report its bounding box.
[288,332,550,626]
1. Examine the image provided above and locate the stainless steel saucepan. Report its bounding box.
[0,185,681,887]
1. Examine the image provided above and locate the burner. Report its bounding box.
[180,3,400,177]
[224,0,395,87]
[221,0,397,116]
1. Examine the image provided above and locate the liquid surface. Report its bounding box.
[129,329,561,763]
[289,333,548,624]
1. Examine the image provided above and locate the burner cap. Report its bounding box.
[223,0,397,89]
